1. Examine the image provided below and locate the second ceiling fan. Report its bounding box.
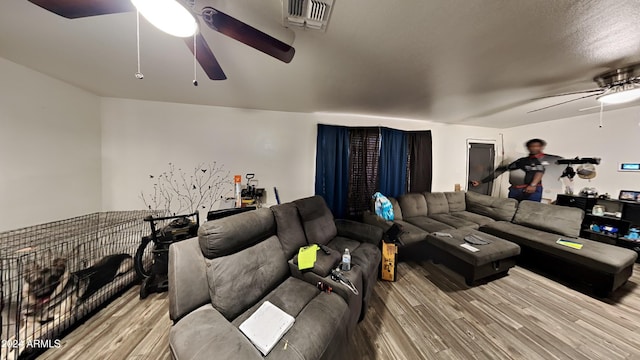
[28,0,296,80]
[527,62,640,113]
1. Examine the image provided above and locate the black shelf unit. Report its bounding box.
[583,213,630,245]
[555,194,597,212]
[556,194,640,261]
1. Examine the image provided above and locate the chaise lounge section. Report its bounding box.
[481,200,637,296]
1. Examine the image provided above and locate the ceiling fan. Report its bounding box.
[527,62,640,113]
[27,0,296,81]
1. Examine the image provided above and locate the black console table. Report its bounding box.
[556,194,640,260]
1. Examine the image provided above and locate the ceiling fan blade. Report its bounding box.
[579,104,608,112]
[529,89,604,101]
[185,33,227,80]
[28,0,133,19]
[201,7,295,63]
[578,96,640,111]
[527,93,601,114]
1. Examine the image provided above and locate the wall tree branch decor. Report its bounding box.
[140,162,231,214]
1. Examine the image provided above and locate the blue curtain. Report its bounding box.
[315,124,350,218]
[378,127,408,198]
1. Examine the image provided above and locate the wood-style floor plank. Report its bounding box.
[41,262,640,360]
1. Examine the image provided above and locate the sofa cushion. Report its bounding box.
[271,203,308,258]
[230,278,350,360]
[372,196,404,221]
[513,201,583,238]
[205,235,289,320]
[425,192,450,215]
[362,214,429,247]
[169,238,210,322]
[294,196,338,246]
[394,220,429,246]
[388,197,403,221]
[398,193,428,218]
[170,305,261,360]
[445,191,466,212]
[450,211,495,227]
[265,292,349,360]
[466,192,518,222]
[481,222,637,274]
[199,208,275,259]
[405,217,454,233]
[335,219,383,245]
[231,277,319,326]
[362,211,393,232]
[287,263,363,335]
[428,214,479,229]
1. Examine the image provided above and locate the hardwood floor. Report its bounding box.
[41,262,640,360]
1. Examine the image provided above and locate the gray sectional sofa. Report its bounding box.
[364,191,518,254]
[168,196,382,360]
[364,191,637,296]
[482,200,636,296]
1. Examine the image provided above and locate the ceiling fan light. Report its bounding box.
[131,0,197,38]
[597,83,640,104]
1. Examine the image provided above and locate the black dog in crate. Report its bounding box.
[135,213,199,299]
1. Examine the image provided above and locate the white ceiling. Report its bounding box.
[1,0,640,128]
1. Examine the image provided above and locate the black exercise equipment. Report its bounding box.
[135,212,199,299]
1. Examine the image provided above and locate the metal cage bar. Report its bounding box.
[0,211,161,359]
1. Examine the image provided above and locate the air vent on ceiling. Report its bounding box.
[285,0,335,31]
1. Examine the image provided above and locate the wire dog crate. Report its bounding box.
[0,211,161,360]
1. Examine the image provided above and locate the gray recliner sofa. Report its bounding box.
[293,196,382,318]
[168,196,382,360]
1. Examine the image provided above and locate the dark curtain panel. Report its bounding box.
[315,124,350,218]
[378,127,408,198]
[347,127,380,218]
[407,131,433,193]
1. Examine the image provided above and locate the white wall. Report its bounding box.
[6,52,637,229]
[100,98,314,211]
[100,98,503,212]
[0,57,102,231]
[503,105,640,198]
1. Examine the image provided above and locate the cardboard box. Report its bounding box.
[381,242,398,282]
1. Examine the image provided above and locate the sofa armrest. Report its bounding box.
[170,305,262,360]
[289,249,341,278]
[362,211,393,232]
[169,238,210,322]
[335,219,383,245]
